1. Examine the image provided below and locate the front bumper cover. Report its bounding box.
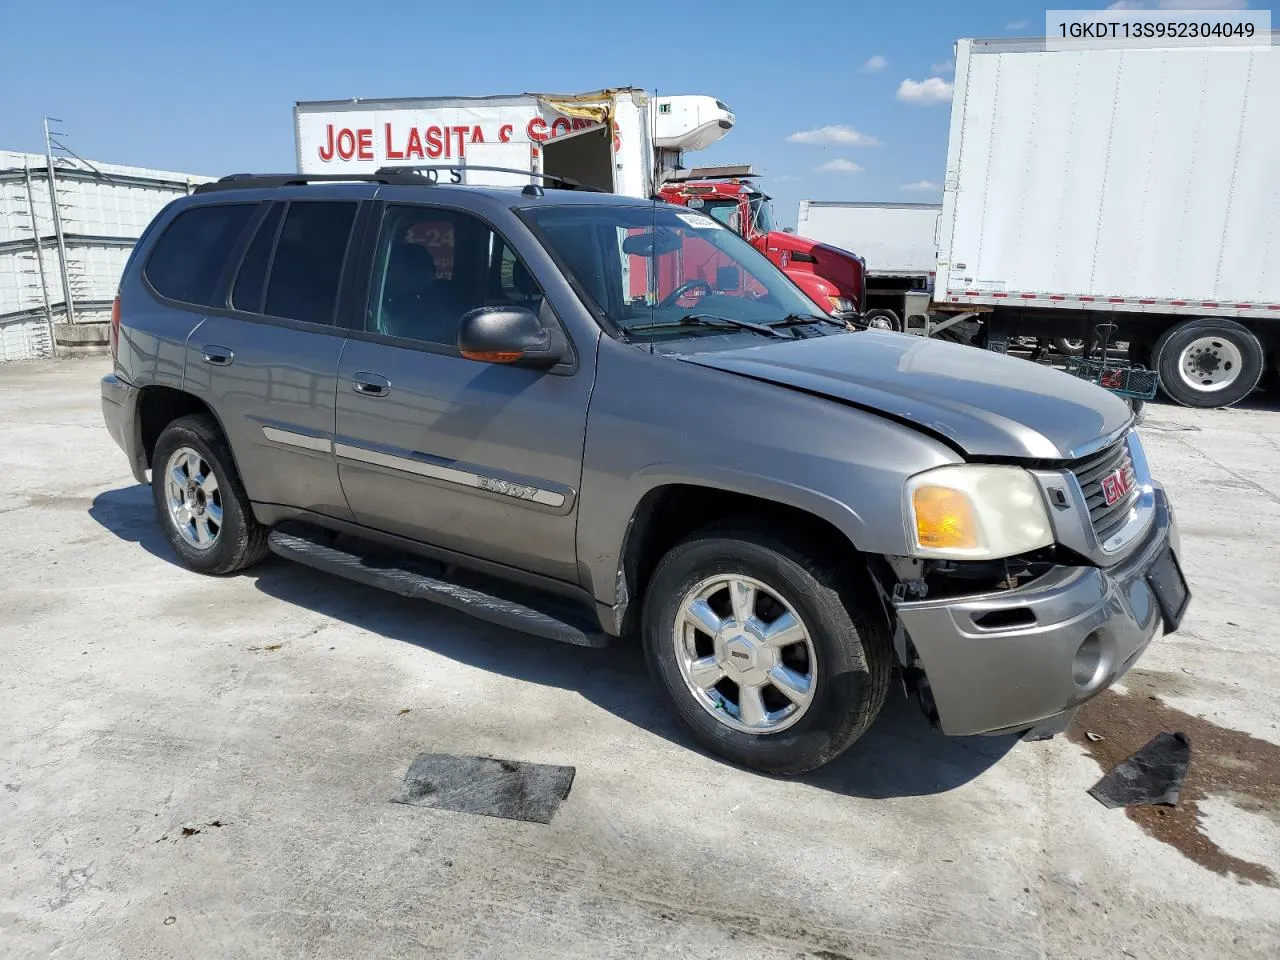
[894,486,1182,737]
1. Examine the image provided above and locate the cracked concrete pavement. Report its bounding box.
[1,358,1278,958]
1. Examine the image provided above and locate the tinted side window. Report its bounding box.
[231,203,284,313]
[263,201,358,326]
[368,206,545,348]
[144,204,255,306]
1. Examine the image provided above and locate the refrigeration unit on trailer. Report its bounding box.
[294,90,735,198]
[796,200,940,331]
[934,33,1280,408]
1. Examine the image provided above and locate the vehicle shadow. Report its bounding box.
[88,484,1016,799]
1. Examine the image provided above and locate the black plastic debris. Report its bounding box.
[390,753,575,824]
[1088,731,1191,808]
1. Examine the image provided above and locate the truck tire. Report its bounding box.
[862,308,901,332]
[1051,337,1085,357]
[151,414,269,575]
[931,317,980,346]
[1152,317,1264,408]
[641,522,892,775]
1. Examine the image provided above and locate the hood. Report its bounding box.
[682,331,1133,460]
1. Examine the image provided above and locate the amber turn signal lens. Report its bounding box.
[912,486,980,550]
[460,350,522,363]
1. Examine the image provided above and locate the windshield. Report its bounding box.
[524,204,830,343]
[749,196,775,233]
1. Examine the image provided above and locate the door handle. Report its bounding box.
[201,345,234,366]
[351,372,391,398]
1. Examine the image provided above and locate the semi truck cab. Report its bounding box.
[658,167,867,317]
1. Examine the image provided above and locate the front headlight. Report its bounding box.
[827,295,856,314]
[905,465,1053,560]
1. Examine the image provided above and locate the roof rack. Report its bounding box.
[192,172,431,194]
[192,166,607,195]
[374,165,605,192]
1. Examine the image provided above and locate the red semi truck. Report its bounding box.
[658,165,866,318]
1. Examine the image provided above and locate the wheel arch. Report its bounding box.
[613,481,871,638]
[135,385,237,475]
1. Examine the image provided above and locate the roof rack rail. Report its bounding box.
[192,172,431,194]
[374,165,606,192]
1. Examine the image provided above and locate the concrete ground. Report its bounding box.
[1,358,1278,960]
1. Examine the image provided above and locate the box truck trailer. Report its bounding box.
[294,89,734,198]
[796,201,939,331]
[932,34,1280,408]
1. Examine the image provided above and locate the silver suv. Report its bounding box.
[101,170,1189,774]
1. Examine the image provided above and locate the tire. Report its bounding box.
[151,414,269,575]
[862,308,901,332]
[1152,317,1264,408]
[641,522,893,775]
[1051,337,1085,357]
[932,318,980,346]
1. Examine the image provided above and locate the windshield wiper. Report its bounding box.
[623,314,787,339]
[769,312,847,330]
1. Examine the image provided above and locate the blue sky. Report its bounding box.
[0,0,1254,226]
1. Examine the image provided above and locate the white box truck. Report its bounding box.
[796,201,940,331]
[933,34,1280,408]
[294,89,734,199]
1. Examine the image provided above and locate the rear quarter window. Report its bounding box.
[143,203,256,306]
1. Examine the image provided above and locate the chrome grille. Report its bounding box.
[1071,438,1139,544]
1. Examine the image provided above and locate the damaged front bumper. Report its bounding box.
[894,486,1185,739]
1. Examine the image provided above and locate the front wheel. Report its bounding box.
[1153,317,1264,408]
[641,523,893,774]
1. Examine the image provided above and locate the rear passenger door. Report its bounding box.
[180,194,367,521]
[333,201,594,583]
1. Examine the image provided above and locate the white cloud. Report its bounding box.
[931,58,955,74]
[1107,1,1249,9]
[816,159,863,174]
[900,180,941,192]
[1006,19,1030,30]
[786,124,881,146]
[896,77,954,105]
[859,55,888,73]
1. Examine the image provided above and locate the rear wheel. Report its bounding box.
[1051,336,1085,356]
[1153,317,1263,408]
[641,523,892,774]
[151,414,269,575]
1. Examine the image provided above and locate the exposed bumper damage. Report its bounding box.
[892,486,1183,738]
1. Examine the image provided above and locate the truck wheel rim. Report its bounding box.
[165,446,222,550]
[1177,336,1242,393]
[674,574,817,735]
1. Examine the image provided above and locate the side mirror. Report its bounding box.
[457,306,561,368]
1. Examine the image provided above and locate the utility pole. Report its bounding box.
[43,117,75,325]
[22,159,57,356]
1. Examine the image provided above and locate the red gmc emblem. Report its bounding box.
[1100,466,1136,506]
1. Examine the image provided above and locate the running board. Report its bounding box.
[267,523,609,648]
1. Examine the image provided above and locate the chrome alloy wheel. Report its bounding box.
[1177,335,1243,393]
[674,575,818,735]
[164,446,222,550]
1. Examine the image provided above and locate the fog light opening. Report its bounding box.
[1072,631,1108,691]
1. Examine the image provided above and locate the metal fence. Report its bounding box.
[0,151,210,360]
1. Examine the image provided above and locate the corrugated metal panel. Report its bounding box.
[0,150,211,360]
[0,317,52,361]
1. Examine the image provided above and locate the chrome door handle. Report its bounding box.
[201,345,234,366]
[351,372,391,398]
